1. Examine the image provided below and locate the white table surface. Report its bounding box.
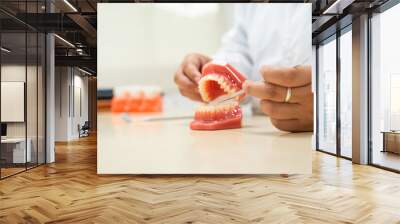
[1,137,26,143]
[1,137,32,163]
[98,112,312,174]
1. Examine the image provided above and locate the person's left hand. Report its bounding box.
[243,65,313,132]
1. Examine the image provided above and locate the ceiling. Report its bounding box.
[0,0,396,74]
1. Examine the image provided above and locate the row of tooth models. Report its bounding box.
[111,86,162,113]
[190,63,247,131]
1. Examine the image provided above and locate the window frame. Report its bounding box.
[367,0,400,173]
[315,24,353,161]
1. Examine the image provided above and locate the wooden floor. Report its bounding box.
[1,135,400,223]
[373,150,400,171]
[1,167,26,178]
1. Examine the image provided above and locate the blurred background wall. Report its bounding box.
[98,3,233,93]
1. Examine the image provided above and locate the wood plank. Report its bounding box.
[0,135,400,223]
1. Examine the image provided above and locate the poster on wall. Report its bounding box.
[1,82,25,122]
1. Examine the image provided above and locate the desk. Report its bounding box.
[98,112,312,174]
[1,138,31,164]
[381,131,400,154]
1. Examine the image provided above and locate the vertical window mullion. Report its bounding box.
[367,11,373,165]
[316,44,320,150]
[25,0,28,171]
[337,28,341,157]
[0,22,2,179]
[36,0,39,167]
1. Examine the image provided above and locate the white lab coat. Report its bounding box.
[213,3,312,81]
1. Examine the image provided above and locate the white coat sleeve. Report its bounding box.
[212,7,253,79]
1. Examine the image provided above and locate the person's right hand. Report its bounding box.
[174,53,211,102]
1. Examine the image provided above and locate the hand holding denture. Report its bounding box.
[244,65,313,132]
[174,53,212,102]
[190,63,247,130]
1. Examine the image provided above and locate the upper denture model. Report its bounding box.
[190,63,247,130]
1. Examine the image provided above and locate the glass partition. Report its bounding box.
[317,36,337,154]
[0,1,46,179]
[1,31,28,177]
[370,3,400,171]
[339,28,352,158]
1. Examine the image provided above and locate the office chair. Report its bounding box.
[79,121,90,138]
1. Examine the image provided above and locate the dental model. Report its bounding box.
[190,63,247,130]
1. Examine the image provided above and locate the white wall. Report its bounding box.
[55,67,68,141]
[71,74,89,138]
[98,3,232,93]
[76,74,89,123]
[55,67,89,141]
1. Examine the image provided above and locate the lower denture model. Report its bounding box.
[190,63,247,130]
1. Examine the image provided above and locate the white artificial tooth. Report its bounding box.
[199,90,205,98]
[201,85,207,93]
[199,87,208,100]
[198,84,204,92]
[220,82,227,89]
[211,110,216,117]
[224,85,231,93]
[198,81,204,88]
